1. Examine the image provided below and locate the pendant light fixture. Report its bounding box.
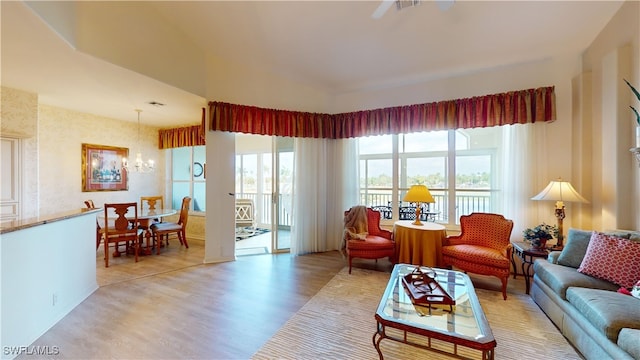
[122,109,155,173]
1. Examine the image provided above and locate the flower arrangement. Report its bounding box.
[522,223,558,242]
[624,79,640,126]
[523,223,558,250]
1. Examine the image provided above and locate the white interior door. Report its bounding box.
[1,137,20,223]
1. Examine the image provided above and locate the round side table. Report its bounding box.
[393,220,446,267]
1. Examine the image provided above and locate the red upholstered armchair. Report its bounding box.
[442,212,514,300]
[343,207,395,274]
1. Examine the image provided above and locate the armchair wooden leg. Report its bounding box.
[501,277,508,300]
[348,256,353,274]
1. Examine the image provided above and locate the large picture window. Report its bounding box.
[171,145,206,212]
[359,127,501,226]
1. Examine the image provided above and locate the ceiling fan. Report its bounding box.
[372,0,455,20]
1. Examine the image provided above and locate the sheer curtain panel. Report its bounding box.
[501,123,549,239]
[290,138,359,255]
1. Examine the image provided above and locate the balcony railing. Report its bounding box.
[360,189,493,224]
[236,189,493,227]
[235,193,291,228]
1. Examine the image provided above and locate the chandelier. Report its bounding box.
[122,109,155,173]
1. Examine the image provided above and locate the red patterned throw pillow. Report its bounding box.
[577,232,640,288]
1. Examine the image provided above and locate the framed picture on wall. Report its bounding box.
[82,143,129,192]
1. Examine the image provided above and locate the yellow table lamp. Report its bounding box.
[403,185,435,226]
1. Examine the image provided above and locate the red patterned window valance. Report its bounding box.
[209,86,555,139]
[158,108,207,149]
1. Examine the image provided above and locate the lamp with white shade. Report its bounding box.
[403,184,435,226]
[531,178,589,249]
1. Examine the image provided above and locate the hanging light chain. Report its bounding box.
[122,109,155,173]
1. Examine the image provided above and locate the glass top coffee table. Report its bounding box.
[373,264,496,359]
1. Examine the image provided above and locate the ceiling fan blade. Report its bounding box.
[372,0,395,19]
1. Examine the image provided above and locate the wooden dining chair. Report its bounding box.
[150,196,191,254]
[140,195,164,212]
[85,199,103,250]
[140,195,164,225]
[103,202,143,267]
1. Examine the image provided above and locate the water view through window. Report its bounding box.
[359,128,499,225]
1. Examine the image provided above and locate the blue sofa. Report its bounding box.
[530,229,640,360]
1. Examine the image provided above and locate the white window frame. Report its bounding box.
[358,129,499,227]
[169,145,206,214]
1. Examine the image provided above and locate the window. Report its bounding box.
[359,127,501,226]
[171,145,206,211]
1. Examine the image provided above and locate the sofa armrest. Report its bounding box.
[547,250,562,264]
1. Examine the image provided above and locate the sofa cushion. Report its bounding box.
[618,328,640,359]
[566,287,640,342]
[578,232,640,288]
[606,229,640,242]
[534,260,619,299]
[557,228,593,268]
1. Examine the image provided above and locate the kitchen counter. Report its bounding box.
[0,208,101,234]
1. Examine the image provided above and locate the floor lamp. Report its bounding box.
[531,178,589,250]
[403,185,435,226]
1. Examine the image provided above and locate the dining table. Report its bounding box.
[103,207,177,256]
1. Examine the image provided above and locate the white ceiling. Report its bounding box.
[1,1,625,127]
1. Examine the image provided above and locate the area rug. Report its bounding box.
[252,267,581,359]
[236,227,270,241]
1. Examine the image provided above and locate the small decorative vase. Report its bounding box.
[530,238,548,251]
[636,126,640,148]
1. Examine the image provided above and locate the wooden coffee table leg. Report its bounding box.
[373,323,385,360]
[484,348,495,360]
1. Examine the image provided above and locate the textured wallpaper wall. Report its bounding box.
[2,86,164,216]
[3,86,206,239]
[38,105,165,215]
[1,87,39,218]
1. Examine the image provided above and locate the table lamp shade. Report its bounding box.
[531,178,588,249]
[531,179,589,208]
[403,185,435,203]
[403,185,434,226]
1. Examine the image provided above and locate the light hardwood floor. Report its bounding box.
[22,239,394,359]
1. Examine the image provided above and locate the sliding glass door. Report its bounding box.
[272,137,293,252]
[235,134,292,254]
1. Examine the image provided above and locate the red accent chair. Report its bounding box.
[441,212,514,300]
[343,207,395,274]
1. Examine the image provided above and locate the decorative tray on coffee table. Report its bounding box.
[401,267,455,314]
